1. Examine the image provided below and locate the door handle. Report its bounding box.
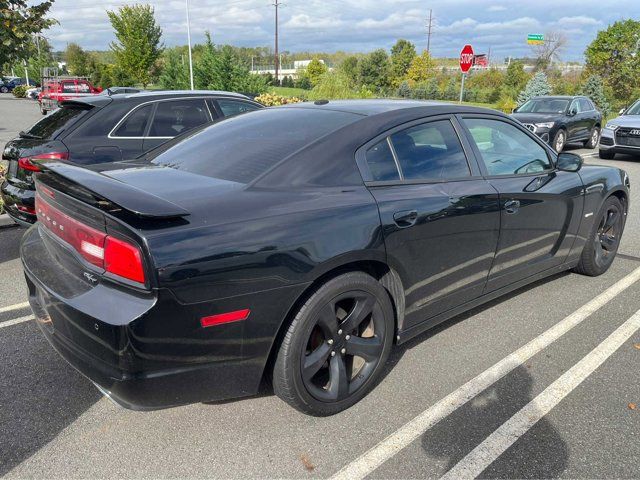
[393,210,418,228]
[504,199,520,214]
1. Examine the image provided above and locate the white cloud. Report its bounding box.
[41,0,638,61]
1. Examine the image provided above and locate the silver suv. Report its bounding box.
[600,99,640,159]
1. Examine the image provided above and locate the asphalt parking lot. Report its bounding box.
[1,95,639,479]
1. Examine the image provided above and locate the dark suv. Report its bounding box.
[512,96,602,153]
[1,90,262,225]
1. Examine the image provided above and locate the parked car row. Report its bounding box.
[1,90,262,224]
[0,77,38,93]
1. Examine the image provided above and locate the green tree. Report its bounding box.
[390,39,416,87]
[504,60,529,92]
[107,3,163,87]
[159,48,190,90]
[585,19,640,102]
[304,58,328,86]
[308,71,373,101]
[581,74,611,117]
[397,80,411,98]
[339,56,359,85]
[0,1,56,66]
[517,71,551,106]
[357,49,390,91]
[443,77,458,101]
[405,51,435,85]
[64,43,91,76]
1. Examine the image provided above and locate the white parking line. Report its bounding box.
[0,315,33,329]
[330,266,640,480]
[442,308,640,480]
[0,301,29,314]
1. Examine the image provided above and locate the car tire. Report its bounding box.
[599,149,615,160]
[0,86,8,93]
[273,271,394,416]
[552,129,566,153]
[573,196,625,277]
[585,127,600,149]
[40,108,47,116]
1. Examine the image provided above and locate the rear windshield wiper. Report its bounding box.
[19,131,42,139]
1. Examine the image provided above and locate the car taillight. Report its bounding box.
[19,152,69,173]
[36,193,146,284]
[104,236,145,284]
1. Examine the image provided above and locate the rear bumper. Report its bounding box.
[21,224,299,410]
[1,180,37,225]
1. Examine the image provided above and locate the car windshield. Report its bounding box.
[24,104,93,139]
[151,107,361,184]
[625,100,640,115]
[518,98,570,114]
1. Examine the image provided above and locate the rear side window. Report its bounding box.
[217,99,261,118]
[148,99,210,137]
[113,104,153,137]
[366,140,400,181]
[151,108,361,184]
[25,105,92,139]
[390,120,470,180]
[579,98,593,111]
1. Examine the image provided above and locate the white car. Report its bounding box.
[600,100,640,159]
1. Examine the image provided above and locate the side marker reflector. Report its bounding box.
[200,309,250,328]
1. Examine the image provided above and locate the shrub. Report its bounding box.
[496,94,517,113]
[254,92,304,107]
[12,85,28,98]
[397,80,412,98]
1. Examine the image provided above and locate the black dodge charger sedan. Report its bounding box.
[21,101,629,415]
[512,95,602,153]
[1,90,262,226]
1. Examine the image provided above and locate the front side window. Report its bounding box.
[389,120,470,180]
[217,99,261,118]
[463,118,551,176]
[113,104,153,137]
[148,99,210,137]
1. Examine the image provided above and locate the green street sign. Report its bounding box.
[527,34,544,45]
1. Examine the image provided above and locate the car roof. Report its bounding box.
[280,99,498,116]
[531,95,585,100]
[65,90,255,109]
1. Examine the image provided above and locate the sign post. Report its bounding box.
[459,44,474,104]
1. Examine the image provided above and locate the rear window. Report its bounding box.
[151,108,361,184]
[25,105,92,139]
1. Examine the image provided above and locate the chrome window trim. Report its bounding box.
[108,96,214,140]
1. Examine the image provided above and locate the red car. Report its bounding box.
[38,78,102,115]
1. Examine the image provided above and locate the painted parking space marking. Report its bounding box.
[330,266,640,480]
[0,302,29,315]
[442,308,640,480]
[0,315,33,329]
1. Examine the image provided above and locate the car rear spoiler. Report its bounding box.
[38,162,190,219]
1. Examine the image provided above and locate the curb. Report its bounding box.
[0,213,17,230]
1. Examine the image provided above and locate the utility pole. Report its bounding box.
[185,0,195,90]
[426,9,433,54]
[273,0,281,84]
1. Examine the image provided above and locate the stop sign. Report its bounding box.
[460,44,474,73]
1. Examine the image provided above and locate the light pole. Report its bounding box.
[185,0,195,90]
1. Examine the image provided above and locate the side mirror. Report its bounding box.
[512,107,519,113]
[568,108,578,117]
[620,108,626,115]
[557,152,583,172]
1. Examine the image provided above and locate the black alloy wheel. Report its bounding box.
[574,196,625,276]
[273,272,394,416]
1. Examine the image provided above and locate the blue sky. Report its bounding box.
[44,0,639,61]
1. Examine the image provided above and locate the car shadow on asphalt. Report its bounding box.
[0,226,24,263]
[0,321,102,476]
[420,365,568,478]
